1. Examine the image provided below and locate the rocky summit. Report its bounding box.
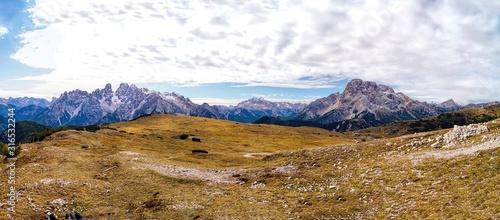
[293,79,462,131]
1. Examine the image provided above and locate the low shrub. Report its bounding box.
[192,149,208,154]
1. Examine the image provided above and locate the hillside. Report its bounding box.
[1,79,475,130]
[1,114,499,219]
[350,103,500,140]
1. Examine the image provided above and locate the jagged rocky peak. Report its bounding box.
[117,82,130,91]
[115,83,146,98]
[344,79,394,94]
[116,83,138,94]
[296,78,453,125]
[58,89,89,100]
[103,83,113,94]
[439,99,459,108]
[92,83,114,98]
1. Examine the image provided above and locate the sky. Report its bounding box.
[0,0,498,105]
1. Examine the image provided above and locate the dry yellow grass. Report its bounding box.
[0,114,499,219]
[0,115,353,219]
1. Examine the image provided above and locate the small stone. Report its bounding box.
[431,142,441,148]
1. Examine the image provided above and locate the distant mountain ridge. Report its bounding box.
[0,79,498,130]
[228,98,307,123]
[0,83,306,127]
[0,97,55,108]
[259,79,495,131]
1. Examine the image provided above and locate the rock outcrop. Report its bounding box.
[432,124,489,148]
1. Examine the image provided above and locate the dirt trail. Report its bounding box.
[113,151,242,184]
[243,152,272,158]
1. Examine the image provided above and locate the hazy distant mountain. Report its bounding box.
[0,115,6,131]
[227,98,307,123]
[0,104,11,118]
[235,97,307,111]
[463,101,500,109]
[431,99,462,113]
[16,105,49,121]
[0,97,53,108]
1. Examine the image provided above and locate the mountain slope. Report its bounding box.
[284,79,463,131]
[15,105,49,121]
[295,92,340,120]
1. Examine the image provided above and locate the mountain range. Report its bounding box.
[0,97,55,108]
[0,83,306,128]
[1,79,497,131]
[279,79,465,131]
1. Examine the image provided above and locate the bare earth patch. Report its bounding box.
[144,164,242,185]
[115,151,242,184]
[243,153,272,158]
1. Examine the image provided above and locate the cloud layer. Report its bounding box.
[8,0,500,104]
[0,26,7,37]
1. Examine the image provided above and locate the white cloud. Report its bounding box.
[190,98,244,106]
[0,26,8,37]
[9,0,500,104]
